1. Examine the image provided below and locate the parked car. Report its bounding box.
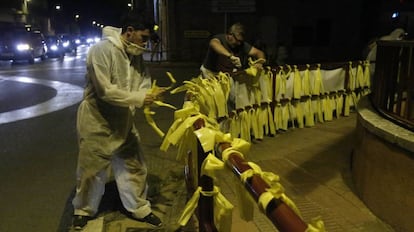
[45,35,65,59]
[0,28,47,64]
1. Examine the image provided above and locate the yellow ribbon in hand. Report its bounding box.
[144,73,177,138]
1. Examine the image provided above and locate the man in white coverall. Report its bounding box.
[72,10,165,230]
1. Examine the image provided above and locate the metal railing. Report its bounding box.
[187,118,308,232]
[371,40,414,131]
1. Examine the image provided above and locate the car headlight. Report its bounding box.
[17,43,30,51]
[63,41,70,47]
[50,45,59,51]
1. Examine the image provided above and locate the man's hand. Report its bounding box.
[144,87,166,105]
[253,62,264,70]
[229,55,242,68]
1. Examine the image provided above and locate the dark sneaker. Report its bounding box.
[134,212,162,227]
[72,215,92,230]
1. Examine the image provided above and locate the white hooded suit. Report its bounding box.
[72,26,153,219]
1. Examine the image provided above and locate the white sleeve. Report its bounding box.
[87,44,150,108]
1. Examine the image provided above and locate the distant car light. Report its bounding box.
[94,37,100,43]
[50,45,58,51]
[63,41,70,47]
[75,39,81,44]
[17,43,30,51]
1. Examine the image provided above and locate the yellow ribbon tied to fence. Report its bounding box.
[178,186,234,232]
[293,65,302,99]
[305,217,326,232]
[241,162,302,217]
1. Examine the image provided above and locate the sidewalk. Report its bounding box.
[60,112,394,232]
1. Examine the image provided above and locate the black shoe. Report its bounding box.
[72,215,92,230]
[134,212,162,227]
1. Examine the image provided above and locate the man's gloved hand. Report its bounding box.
[229,55,242,68]
[253,62,264,70]
[144,87,166,106]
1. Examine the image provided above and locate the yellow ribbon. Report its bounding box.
[335,93,344,118]
[144,78,177,138]
[298,101,305,128]
[201,153,225,178]
[305,217,326,232]
[239,110,251,142]
[304,99,315,127]
[194,127,219,153]
[363,60,371,89]
[303,64,311,96]
[281,102,290,130]
[178,186,234,232]
[312,64,324,95]
[348,62,356,91]
[267,104,276,135]
[237,162,302,218]
[356,62,365,89]
[221,148,244,163]
[293,65,302,99]
[274,103,282,131]
[229,112,240,139]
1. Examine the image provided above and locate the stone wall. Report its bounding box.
[352,97,414,232]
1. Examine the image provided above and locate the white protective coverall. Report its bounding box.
[72,26,152,219]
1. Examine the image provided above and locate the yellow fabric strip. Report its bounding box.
[304,99,315,127]
[281,103,290,130]
[293,65,302,99]
[194,127,219,153]
[267,104,276,135]
[239,110,251,142]
[178,187,201,226]
[274,103,282,130]
[178,186,234,232]
[303,64,311,95]
[201,153,225,178]
[363,60,371,88]
[305,217,326,232]
[294,102,304,128]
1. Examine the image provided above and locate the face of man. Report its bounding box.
[227,32,243,48]
[126,26,150,47]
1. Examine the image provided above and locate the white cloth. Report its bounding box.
[72,26,152,218]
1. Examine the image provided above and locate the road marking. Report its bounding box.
[0,77,83,124]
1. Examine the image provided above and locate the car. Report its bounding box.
[45,35,65,59]
[0,27,47,64]
[59,34,77,54]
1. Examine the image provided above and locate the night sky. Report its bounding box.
[48,0,133,34]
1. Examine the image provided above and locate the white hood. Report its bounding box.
[380,28,405,41]
[101,26,123,50]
